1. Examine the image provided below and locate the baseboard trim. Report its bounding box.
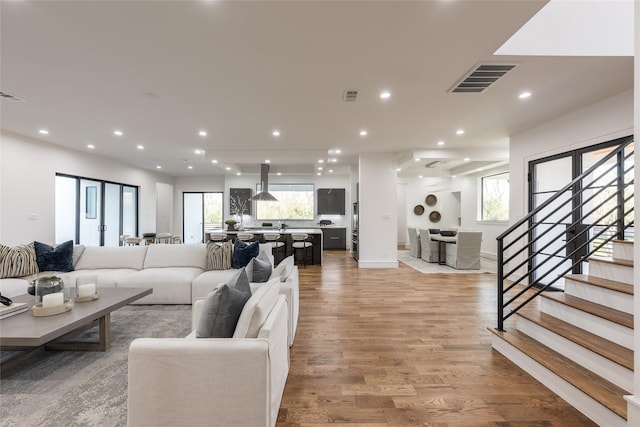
[358,261,398,269]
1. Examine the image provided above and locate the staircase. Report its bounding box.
[490,239,634,427]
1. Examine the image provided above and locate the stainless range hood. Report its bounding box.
[250,163,278,201]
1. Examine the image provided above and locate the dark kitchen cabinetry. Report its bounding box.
[317,188,345,215]
[321,227,346,250]
[229,188,252,215]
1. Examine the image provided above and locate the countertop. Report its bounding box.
[210,228,323,234]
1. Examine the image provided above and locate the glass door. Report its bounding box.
[528,137,633,286]
[80,179,102,246]
[183,192,223,244]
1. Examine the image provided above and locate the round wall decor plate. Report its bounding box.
[429,210,441,223]
[413,205,425,215]
[425,194,437,206]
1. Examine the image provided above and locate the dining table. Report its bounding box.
[429,234,457,265]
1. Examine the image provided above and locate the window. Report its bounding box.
[255,184,314,220]
[481,172,509,221]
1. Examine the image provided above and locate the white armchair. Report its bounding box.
[407,227,421,258]
[127,295,289,427]
[418,229,439,263]
[445,231,482,269]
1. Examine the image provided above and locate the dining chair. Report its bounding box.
[407,227,421,258]
[418,229,439,263]
[445,231,482,269]
[236,232,254,242]
[263,233,286,264]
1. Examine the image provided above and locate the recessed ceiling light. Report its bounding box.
[277,172,282,176]
[437,141,445,146]
[137,145,144,150]
[87,144,95,149]
[211,159,218,164]
[329,169,333,173]
[414,158,420,162]
[456,129,464,135]
[380,91,391,99]
[335,149,341,154]
[329,158,337,163]
[359,130,367,136]
[225,167,231,171]
[198,130,207,137]
[194,149,205,155]
[188,165,193,170]
[452,175,457,178]
[519,91,532,99]
[317,172,321,176]
[38,129,49,135]
[464,158,470,161]
[114,130,123,136]
[156,165,162,169]
[265,159,271,163]
[418,175,423,178]
[318,167,323,170]
[272,130,280,137]
[318,159,324,163]
[236,172,241,176]
[396,168,402,172]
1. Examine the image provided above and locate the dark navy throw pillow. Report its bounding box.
[34,240,74,272]
[232,239,259,269]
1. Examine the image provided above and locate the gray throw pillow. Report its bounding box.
[195,267,251,338]
[245,251,273,283]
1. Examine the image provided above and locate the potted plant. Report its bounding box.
[224,218,238,231]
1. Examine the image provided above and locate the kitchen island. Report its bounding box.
[206,228,323,265]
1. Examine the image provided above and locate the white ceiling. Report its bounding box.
[0,1,634,178]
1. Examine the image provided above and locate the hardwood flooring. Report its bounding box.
[277,251,596,427]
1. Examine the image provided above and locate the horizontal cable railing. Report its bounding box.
[497,137,634,331]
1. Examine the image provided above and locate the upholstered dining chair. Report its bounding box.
[445,231,482,269]
[407,227,421,258]
[418,228,439,263]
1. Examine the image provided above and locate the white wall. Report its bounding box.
[0,130,174,246]
[358,152,398,268]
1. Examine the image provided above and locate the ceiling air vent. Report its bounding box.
[0,91,26,102]
[425,161,447,168]
[343,89,358,102]
[448,63,517,93]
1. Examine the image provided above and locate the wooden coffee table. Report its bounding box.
[0,287,152,371]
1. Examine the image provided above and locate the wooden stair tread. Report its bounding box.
[564,273,634,295]
[541,293,634,329]
[612,239,634,245]
[588,255,634,267]
[518,308,633,370]
[489,327,628,420]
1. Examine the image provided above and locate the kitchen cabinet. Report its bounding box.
[321,227,346,250]
[317,188,345,215]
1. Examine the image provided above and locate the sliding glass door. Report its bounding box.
[55,174,138,246]
[183,192,223,243]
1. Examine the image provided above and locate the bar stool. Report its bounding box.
[263,233,285,264]
[124,237,142,246]
[291,233,313,267]
[209,232,227,246]
[236,233,254,242]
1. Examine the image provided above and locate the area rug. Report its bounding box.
[398,250,497,274]
[0,305,191,427]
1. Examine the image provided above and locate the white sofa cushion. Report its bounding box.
[191,269,239,303]
[0,278,30,298]
[119,267,202,304]
[234,277,281,339]
[66,268,138,288]
[75,246,148,270]
[144,244,205,269]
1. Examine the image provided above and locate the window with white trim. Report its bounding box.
[481,172,509,221]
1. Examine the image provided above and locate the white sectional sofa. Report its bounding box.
[0,243,300,345]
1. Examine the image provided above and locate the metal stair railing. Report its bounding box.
[497,137,634,331]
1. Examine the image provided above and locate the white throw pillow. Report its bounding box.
[233,278,281,339]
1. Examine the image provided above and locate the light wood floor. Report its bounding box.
[277,251,596,427]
